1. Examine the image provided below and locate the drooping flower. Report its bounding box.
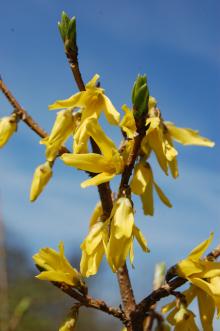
[48,74,120,125]
[80,202,107,277]
[141,97,215,178]
[0,114,17,148]
[130,161,172,216]
[29,161,53,201]
[162,285,215,331]
[40,109,79,161]
[106,197,149,272]
[119,104,137,139]
[61,119,124,187]
[175,233,220,318]
[33,242,85,291]
[167,304,199,331]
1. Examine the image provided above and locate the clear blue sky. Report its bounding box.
[0,0,220,325]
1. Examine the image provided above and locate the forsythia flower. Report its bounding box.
[162,285,215,331]
[61,119,124,187]
[33,242,85,290]
[141,97,215,178]
[176,233,220,319]
[48,74,120,125]
[29,161,52,201]
[119,104,137,138]
[0,114,17,148]
[167,305,199,331]
[106,197,149,272]
[40,109,78,161]
[130,162,172,215]
[80,202,107,277]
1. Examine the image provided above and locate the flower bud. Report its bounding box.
[59,306,79,331]
[29,162,52,202]
[132,74,149,118]
[0,114,17,148]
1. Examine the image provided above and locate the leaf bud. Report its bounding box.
[132,74,149,118]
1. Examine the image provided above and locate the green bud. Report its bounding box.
[58,12,76,53]
[132,74,149,118]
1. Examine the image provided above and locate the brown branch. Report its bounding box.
[54,282,125,322]
[136,244,220,317]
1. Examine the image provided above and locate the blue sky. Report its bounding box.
[0,0,220,326]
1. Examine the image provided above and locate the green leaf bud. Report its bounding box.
[132,74,149,118]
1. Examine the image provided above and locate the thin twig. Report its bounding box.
[55,282,126,322]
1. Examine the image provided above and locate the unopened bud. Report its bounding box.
[58,12,76,54]
[132,75,149,118]
[0,114,17,148]
[30,162,52,202]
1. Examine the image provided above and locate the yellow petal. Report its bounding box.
[165,122,215,147]
[86,118,117,159]
[29,162,52,202]
[49,92,84,110]
[140,179,154,216]
[197,287,215,331]
[81,172,115,188]
[147,129,168,175]
[188,233,214,260]
[112,198,134,239]
[162,285,196,314]
[176,259,203,278]
[130,162,152,195]
[153,181,172,208]
[89,202,103,228]
[85,74,100,89]
[61,153,112,173]
[102,94,120,125]
[133,225,149,252]
[120,104,136,138]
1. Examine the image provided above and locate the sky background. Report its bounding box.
[0,0,220,328]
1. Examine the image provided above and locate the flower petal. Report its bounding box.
[49,92,84,110]
[102,95,120,125]
[81,172,115,188]
[188,233,214,260]
[165,122,215,147]
[153,181,172,208]
[133,225,149,252]
[61,153,111,173]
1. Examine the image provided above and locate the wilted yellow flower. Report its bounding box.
[33,242,85,290]
[61,119,124,187]
[29,162,52,202]
[176,233,220,318]
[0,114,17,148]
[130,162,172,216]
[106,197,149,272]
[49,74,120,125]
[40,109,78,161]
[120,104,137,138]
[142,99,214,178]
[80,202,107,277]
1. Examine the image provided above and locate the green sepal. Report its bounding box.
[58,11,70,42]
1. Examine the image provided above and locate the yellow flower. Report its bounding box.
[162,285,215,331]
[120,104,137,138]
[167,305,199,331]
[61,119,124,187]
[29,161,52,202]
[33,242,85,290]
[40,109,78,161]
[80,202,107,277]
[48,74,120,125]
[0,114,17,148]
[106,197,149,272]
[176,233,220,318]
[142,98,214,178]
[130,162,172,216]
